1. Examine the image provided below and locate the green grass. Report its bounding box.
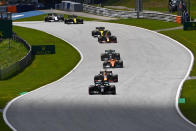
[77,15,99,21]
[160,29,196,76]
[160,29,196,124]
[102,0,134,8]
[102,0,196,18]
[0,26,80,108]
[0,40,28,69]
[14,14,98,22]
[0,113,11,131]
[106,18,181,30]
[102,0,169,11]
[0,25,80,130]
[191,11,196,19]
[104,6,132,11]
[179,80,196,124]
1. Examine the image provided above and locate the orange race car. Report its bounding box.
[103,59,123,68]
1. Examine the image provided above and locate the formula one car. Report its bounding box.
[89,81,116,95]
[103,59,123,68]
[94,70,118,83]
[44,13,64,22]
[101,49,120,61]
[92,27,111,37]
[64,15,83,24]
[98,36,117,43]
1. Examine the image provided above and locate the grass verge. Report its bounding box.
[0,39,28,69]
[179,80,196,124]
[0,26,80,130]
[0,113,11,131]
[0,26,80,107]
[106,18,181,30]
[102,0,196,18]
[160,29,196,124]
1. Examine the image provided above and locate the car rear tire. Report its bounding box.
[111,86,116,95]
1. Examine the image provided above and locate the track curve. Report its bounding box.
[5,21,195,131]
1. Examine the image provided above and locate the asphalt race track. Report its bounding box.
[5,21,195,131]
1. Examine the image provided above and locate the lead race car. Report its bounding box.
[89,81,116,95]
[103,58,123,68]
[101,49,120,61]
[94,70,118,83]
[44,13,64,22]
[92,27,111,37]
[64,15,83,24]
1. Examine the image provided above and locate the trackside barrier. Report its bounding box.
[83,4,177,22]
[0,33,32,80]
[184,22,196,30]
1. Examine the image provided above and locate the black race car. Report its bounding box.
[92,27,111,37]
[64,15,83,24]
[98,36,117,43]
[89,81,116,95]
[44,13,64,22]
[103,59,123,68]
[94,70,118,83]
[101,49,120,61]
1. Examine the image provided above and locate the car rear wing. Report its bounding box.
[105,49,115,53]
[96,27,105,30]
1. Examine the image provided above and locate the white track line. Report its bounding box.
[3,21,196,130]
[136,26,195,127]
[3,25,84,131]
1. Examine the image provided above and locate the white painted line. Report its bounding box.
[134,25,196,127]
[3,23,84,131]
[12,15,24,18]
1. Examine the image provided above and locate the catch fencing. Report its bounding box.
[0,33,32,80]
[83,4,177,22]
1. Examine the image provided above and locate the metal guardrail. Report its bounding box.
[0,33,32,80]
[83,4,177,22]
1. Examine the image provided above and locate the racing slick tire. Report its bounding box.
[110,36,117,43]
[118,60,123,68]
[103,62,110,68]
[115,53,120,60]
[89,86,95,95]
[92,31,96,36]
[110,85,116,95]
[98,36,104,43]
[101,53,108,61]
[112,75,118,82]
